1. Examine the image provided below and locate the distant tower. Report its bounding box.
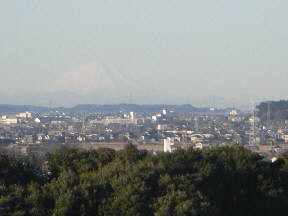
[81,113,86,134]
[162,109,167,116]
[194,117,199,133]
[130,111,134,120]
[249,101,257,146]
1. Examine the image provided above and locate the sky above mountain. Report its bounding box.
[1,1,288,108]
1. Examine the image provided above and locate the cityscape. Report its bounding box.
[0,102,287,161]
[1,1,288,215]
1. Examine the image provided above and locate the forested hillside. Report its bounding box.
[258,100,288,121]
[0,145,288,216]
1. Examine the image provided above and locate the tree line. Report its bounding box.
[0,144,288,216]
[258,100,288,121]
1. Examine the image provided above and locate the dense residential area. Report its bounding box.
[0,102,288,161]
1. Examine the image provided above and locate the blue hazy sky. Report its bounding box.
[1,0,288,107]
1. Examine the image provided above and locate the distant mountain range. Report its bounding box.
[0,62,181,107]
[70,104,212,113]
[0,62,251,108]
[0,104,50,113]
[0,104,232,114]
[41,62,172,106]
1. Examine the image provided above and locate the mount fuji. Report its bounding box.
[35,62,173,106]
[49,62,145,95]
